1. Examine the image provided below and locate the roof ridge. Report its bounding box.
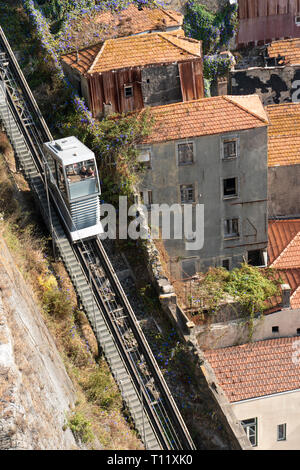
[271,230,300,267]
[87,40,107,74]
[157,31,200,57]
[224,95,269,124]
[158,7,183,23]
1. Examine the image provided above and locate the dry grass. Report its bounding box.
[0,150,143,450]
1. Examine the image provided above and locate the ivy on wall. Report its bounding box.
[183,1,238,81]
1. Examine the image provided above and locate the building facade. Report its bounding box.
[237,0,300,47]
[61,32,204,117]
[204,336,300,449]
[137,95,269,279]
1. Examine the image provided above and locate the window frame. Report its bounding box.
[137,146,152,169]
[176,140,195,166]
[222,176,239,199]
[221,134,239,160]
[277,423,287,441]
[180,183,195,204]
[124,85,133,98]
[223,217,240,240]
[241,418,257,447]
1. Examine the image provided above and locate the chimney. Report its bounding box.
[281,284,291,309]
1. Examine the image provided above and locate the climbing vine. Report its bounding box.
[183,1,238,55]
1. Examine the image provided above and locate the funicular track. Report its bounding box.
[0,26,196,450]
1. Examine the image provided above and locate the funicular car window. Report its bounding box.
[66,159,96,183]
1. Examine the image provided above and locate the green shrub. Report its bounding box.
[43,285,73,319]
[68,411,94,444]
[81,363,122,410]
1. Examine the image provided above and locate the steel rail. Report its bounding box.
[0,25,196,450]
[90,237,196,450]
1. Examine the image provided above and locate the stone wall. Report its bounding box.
[141,64,182,108]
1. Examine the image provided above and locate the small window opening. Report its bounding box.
[223,177,238,197]
[124,85,133,98]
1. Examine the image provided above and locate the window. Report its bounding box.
[177,142,194,165]
[140,190,153,206]
[272,326,279,333]
[137,147,151,168]
[124,85,133,98]
[297,328,300,335]
[222,259,230,270]
[180,184,195,204]
[223,139,237,159]
[277,424,286,441]
[241,418,257,447]
[224,218,239,239]
[248,249,264,266]
[295,16,300,25]
[223,177,238,198]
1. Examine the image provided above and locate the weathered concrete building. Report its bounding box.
[230,39,300,105]
[237,0,300,47]
[61,31,204,117]
[267,103,300,216]
[137,94,269,279]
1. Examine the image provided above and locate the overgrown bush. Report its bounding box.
[80,361,122,410]
[183,1,238,55]
[67,411,94,444]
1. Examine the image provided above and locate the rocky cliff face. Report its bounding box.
[0,237,78,450]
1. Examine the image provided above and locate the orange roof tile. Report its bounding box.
[82,4,183,37]
[268,220,300,309]
[61,31,201,75]
[268,219,300,264]
[140,95,268,144]
[204,337,300,402]
[268,38,300,65]
[272,232,300,269]
[267,103,300,167]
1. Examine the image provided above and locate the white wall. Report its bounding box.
[196,308,300,349]
[232,390,300,450]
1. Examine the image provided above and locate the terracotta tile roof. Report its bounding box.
[267,103,300,167]
[268,38,300,65]
[268,220,300,309]
[272,232,300,269]
[61,31,201,75]
[204,337,300,402]
[83,4,183,37]
[140,95,268,144]
[268,219,300,264]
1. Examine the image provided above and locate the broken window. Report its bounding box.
[222,259,230,270]
[177,142,194,165]
[223,177,238,198]
[223,139,237,159]
[224,218,239,239]
[180,184,195,203]
[248,249,264,266]
[241,418,257,447]
[124,85,133,98]
[137,147,151,168]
